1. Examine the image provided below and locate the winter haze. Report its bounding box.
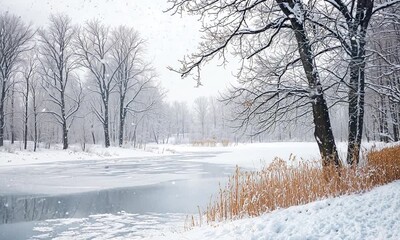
[1,0,235,103]
[0,0,399,239]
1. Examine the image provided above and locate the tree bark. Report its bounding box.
[10,85,15,144]
[347,56,366,164]
[33,100,38,152]
[24,79,29,150]
[345,0,373,165]
[0,100,4,147]
[103,104,110,148]
[278,1,341,167]
[62,122,68,150]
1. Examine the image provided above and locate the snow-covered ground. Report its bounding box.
[0,142,166,166]
[8,180,397,239]
[158,141,391,169]
[2,141,390,169]
[151,181,400,240]
[1,141,397,240]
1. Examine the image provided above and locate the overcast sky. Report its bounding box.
[1,0,237,103]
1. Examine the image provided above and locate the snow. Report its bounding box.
[151,181,400,240]
[0,141,398,239]
[160,141,392,169]
[16,181,400,239]
[164,142,320,169]
[1,141,392,169]
[0,142,167,167]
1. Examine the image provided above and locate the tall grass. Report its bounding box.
[198,145,400,225]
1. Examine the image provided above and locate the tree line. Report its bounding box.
[0,13,161,150]
[2,1,400,160]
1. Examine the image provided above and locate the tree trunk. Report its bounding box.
[391,103,399,142]
[0,75,6,147]
[118,96,126,147]
[104,104,110,147]
[278,1,341,167]
[346,56,366,165]
[345,0,373,166]
[34,111,38,152]
[24,80,29,150]
[347,34,368,163]
[91,124,96,144]
[60,86,68,150]
[10,86,15,144]
[118,115,125,147]
[0,102,4,147]
[62,121,68,150]
[312,95,341,167]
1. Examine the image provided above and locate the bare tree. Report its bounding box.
[313,0,400,164]
[29,65,43,152]
[9,77,16,144]
[21,53,37,149]
[38,14,83,150]
[76,20,118,148]
[366,3,400,142]
[0,12,33,146]
[167,0,341,166]
[110,26,156,146]
[194,97,208,139]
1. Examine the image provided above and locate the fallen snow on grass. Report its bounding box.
[152,181,400,240]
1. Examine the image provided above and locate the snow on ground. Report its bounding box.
[164,142,320,169]
[1,141,393,169]
[0,141,167,166]
[161,141,393,169]
[149,181,400,240]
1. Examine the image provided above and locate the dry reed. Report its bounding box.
[194,145,400,226]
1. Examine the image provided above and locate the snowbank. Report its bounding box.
[153,181,400,240]
[0,142,165,166]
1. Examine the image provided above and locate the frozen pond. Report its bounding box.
[0,151,236,239]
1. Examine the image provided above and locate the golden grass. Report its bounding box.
[191,139,231,147]
[195,145,400,225]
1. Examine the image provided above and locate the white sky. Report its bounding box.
[1,0,237,103]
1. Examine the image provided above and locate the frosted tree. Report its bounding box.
[76,20,116,147]
[315,0,400,164]
[29,62,44,152]
[0,13,33,147]
[20,52,37,150]
[194,96,209,140]
[110,26,156,146]
[38,14,83,150]
[167,0,341,166]
[366,3,400,142]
